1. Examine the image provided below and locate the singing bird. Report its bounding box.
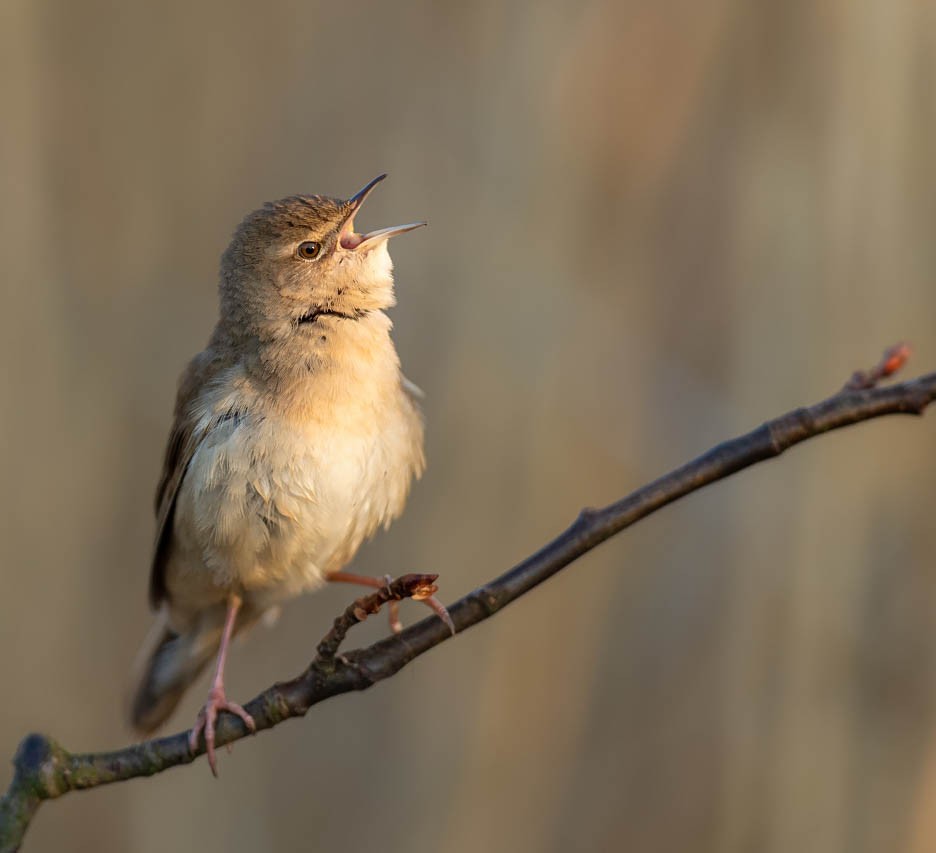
[130,175,450,773]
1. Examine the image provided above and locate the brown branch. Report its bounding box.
[2,348,935,852]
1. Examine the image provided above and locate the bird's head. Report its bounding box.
[218,174,424,347]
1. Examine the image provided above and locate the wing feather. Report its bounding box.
[149,350,222,607]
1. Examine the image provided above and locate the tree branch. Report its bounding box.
[2,348,934,852]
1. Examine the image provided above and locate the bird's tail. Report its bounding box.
[128,606,225,734]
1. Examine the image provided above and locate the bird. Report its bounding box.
[129,175,451,774]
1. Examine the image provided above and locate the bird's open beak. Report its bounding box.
[340,174,426,251]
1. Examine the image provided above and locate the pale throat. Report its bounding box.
[270,308,402,417]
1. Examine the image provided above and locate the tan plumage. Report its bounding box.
[131,178,427,746]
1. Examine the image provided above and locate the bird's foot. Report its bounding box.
[188,685,256,776]
[384,575,455,637]
[409,585,456,636]
[327,570,456,636]
[382,574,455,636]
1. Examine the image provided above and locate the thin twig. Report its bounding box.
[843,342,912,391]
[1,347,934,852]
[316,573,440,661]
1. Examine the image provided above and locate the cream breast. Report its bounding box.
[165,348,424,615]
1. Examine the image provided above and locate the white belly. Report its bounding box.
[166,402,420,614]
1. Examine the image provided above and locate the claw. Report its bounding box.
[424,595,456,636]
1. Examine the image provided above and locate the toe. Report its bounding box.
[225,702,256,733]
[188,712,206,755]
[424,595,456,636]
[388,600,403,634]
[204,708,219,777]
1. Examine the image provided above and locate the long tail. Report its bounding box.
[129,607,225,735]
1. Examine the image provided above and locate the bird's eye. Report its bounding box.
[297,241,322,260]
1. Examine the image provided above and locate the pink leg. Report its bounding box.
[188,593,257,776]
[327,571,455,635]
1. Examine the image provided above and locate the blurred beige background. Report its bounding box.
[2,1,936,851]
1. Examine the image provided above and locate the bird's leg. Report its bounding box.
[327,571,455,635]
[188,592,256,776]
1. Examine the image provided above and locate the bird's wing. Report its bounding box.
[149,350,222,607]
